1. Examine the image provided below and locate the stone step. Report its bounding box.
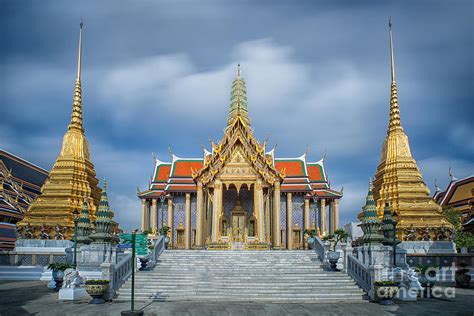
[117,250,363,302]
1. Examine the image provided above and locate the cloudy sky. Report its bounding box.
[1,1,473,231]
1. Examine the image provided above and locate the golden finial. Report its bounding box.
[77,17,83,81]
[389,17,395,82]
[68,18,84,131]
[103,178,107,192]
[387,17,402,133]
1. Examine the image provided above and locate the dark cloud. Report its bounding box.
[1,0,472,230]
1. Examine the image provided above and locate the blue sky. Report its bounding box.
[1,1,473,231]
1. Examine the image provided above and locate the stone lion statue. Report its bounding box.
[62,268,85,289]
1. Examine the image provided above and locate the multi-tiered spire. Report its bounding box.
[77,198,92,245]
[359,179,384,244]
[227,64,250,127]
[18,20,101,239]
[90,179,119,244]
[370,19,449,240]
[68,18,84,132]
[387,18,402,133]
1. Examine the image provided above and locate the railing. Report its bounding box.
[149,235,165,266]
[347,254,371,293]
[406,253,474,268]
[314,236,327,262]
[101,253,133,300]
[0,250,67,266]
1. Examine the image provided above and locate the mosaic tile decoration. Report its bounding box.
[173,195,186,244]
[240,187,254,217]
[280,196,287,246]
[158,202,168,230]
[292,195,304,228]
[223,188,238,220]
[191,195,196,245]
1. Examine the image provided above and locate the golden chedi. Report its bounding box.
[363,19,450,241]
[17,20,100,239]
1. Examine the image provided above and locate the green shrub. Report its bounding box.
[47,263,72,271]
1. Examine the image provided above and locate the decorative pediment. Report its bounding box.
[194,116,284,186]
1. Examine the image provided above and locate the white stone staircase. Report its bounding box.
[117,250,365,302]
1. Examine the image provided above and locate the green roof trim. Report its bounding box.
[153,163,171,183]
[170,159,203,177]
[275,158,308,177]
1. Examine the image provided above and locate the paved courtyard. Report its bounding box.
[0,281,473,316]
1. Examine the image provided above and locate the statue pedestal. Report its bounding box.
[59,287,89,300]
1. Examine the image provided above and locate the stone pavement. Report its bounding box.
[0,281,473,316]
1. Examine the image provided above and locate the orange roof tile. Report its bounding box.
[307,163,325,182]
[171,160,203,177]
[154,164,171,182]
[275,160,306,177]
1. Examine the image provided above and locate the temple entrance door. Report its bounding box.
[232,214,245,242]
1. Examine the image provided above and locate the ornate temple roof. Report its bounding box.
[140,151,339,198]
[0,149,48,249]
[139,65,341,199]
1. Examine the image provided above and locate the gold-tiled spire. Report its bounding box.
[388,18,402,133]
[68,18,84,132]
[18,19,101,239]
[367,19,449,240]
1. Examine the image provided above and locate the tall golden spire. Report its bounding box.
[18,19,101,239]
[388,18,402,133]
[365,18,449,240]
[68,18,84,132]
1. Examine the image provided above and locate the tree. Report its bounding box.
[443,208,474,251]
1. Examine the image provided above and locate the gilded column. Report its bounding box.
[167,197,173,248]
[304,198,310,248]
[196,182,204,247]
[273,181,281,248]
[265,190,271,243]
[151,199,158,235]
[328,200,333,234]
[334,199,340,231]
[140,199,147,232]
[255,179,264,241]
[212,180,222,242]
[320,198,326,236]
[185,193,191,249]
[287,193,293,250]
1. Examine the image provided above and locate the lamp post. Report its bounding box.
[391,209,399,266]
[73,209,80,269]
[312,196,319,251]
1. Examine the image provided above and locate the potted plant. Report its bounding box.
[455,261,471,288]
[304,229,315,248]
[159,225,171,248]
[47,262,72,291]
[374,281,399,304]
[415,265,437,297]
[85,279,109,304]
[325,229,349,271]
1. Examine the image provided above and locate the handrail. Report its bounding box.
[347,253,371,292]
[112,253,133,290]
[150,235,165,265]
[314,236,327,262]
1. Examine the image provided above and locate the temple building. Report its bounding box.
[0,150,48,249]
[364,20,450,240]
[17,21,102,239]
[138,66,342,250]
[434,174,474,233]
